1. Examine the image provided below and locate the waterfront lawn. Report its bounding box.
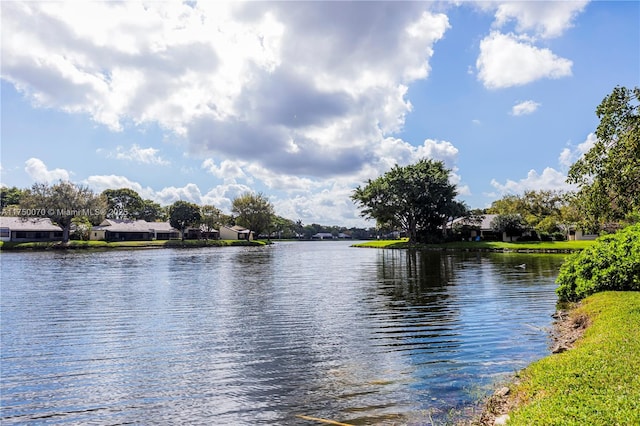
[352,239,594,251]
[0,239,266,250]
[508,291,640,426]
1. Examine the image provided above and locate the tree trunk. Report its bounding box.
[62,224,70,243]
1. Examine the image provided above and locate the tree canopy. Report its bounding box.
[168,200,201,240]
[200,204,223,239]
[488,190,566,233]
[19,181,106,242]
[351,159,460,243]
[232,192,274,238]
[567,86,640,226]
[102,188,144,219]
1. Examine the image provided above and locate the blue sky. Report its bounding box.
[1,1,639,227]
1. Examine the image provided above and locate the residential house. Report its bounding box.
[566,227,599,241]
[184,224,219,240]
[91,219,180,241]
[312,232,335,240]
[219,225,254,241]
[450,214,528,242]
[0,217,63,242]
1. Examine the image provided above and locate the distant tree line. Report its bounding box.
[1,184,376,243]
[3,86,637,244]
[350,85,639,242]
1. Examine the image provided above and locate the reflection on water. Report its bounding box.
[0,242,565,425]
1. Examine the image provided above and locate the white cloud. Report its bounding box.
[511,100,540,116]
[4,3,470,227]
[558,133,596,169]
[489,131,598,198]
[201,159,247,182]
[84,174,255,216]
[490,167,574,194]
[1,2,450,181]
[492,1,589,39]
[83,174,156,200]
[477,32,572,89]
[24,158,71,183]
[100,144,169,165]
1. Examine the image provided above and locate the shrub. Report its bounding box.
[552,232,566,241]
[556,223,640,301]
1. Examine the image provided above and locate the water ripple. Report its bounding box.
[1,243,564,425]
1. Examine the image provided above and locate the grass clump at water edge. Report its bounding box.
[0,239,267,250]
[501,291,640,426]
[352,239,594,252]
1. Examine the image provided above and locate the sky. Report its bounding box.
[1,1,639,227]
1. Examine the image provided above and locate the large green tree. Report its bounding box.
[351,159,459,243]
[102,188,144,219]
[1,186,26,211]
[490,213,526,241]
[139,199,166,222]
[567,86,640,226]
[168,200,201,240]
[488,190,566,233]
[231,192,275,238]
[200,204,223,239]
[19,181,106,242]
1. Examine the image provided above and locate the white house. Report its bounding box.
[312,232,335,240]
[219,225,254,241]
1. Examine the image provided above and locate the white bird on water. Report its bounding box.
[515,264,526,269]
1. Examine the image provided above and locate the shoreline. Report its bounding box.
[352,239,594,253]
[465,302,587,426]
[0,239,268,251]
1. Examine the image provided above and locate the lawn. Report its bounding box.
[352,239,595,252]
[0,239,267,250]
[506,291,640,425]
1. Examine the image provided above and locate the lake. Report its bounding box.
[0,241,565,425]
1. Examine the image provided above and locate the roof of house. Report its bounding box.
[313,232,335,238]
[0,216,63,231]
[147,221,179,232]
[221,225,251,234]
[451,214,499,231]
[94,219,177,233]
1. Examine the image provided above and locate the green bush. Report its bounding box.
[556,224,640,301]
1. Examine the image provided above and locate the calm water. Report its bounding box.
[1,241,565,425]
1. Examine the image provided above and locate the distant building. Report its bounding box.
[90,219,180,241]
[312,232,335,240]
[219,225,254,241]
[450,214,529,242]
[0,217,63,242]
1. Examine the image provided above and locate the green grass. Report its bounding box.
[507,291,640,425]
[0,239,267,250]
[352,239,595,252]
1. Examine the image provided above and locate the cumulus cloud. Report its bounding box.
[99,144,169,165]
[2,2,450,181]
[492,1,589,39]
[24,158,70,183]
[489,133,597,196]
[84,174,252,217]
[558,133,597,169]
[511,100,540,116]
[477,32,572,89]
[83,174,156,200]
[490,167,573,194]
[4,2,472,226]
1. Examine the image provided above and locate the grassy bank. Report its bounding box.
[353,239,594,252]
[499,291,640,425]
[0,239,267,251]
